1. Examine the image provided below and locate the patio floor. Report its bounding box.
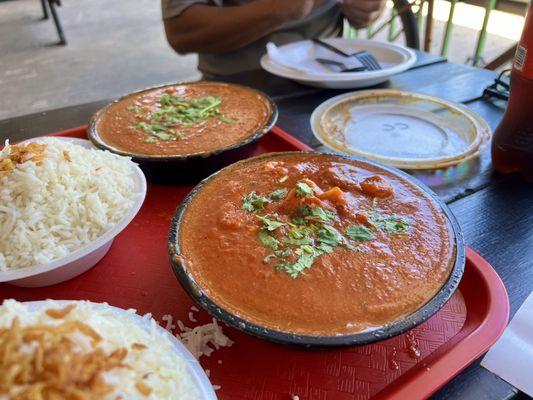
[0,0,199,120]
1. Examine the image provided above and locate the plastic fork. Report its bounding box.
[315,58,366,73]
[312,38,382,71]
[355,51,382,71]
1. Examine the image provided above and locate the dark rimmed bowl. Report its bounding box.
[168,151,465,347]
[88,81,278,183]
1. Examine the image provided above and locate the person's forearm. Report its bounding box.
[164,1,290,54]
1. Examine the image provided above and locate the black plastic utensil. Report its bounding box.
[315,58,366,73]
[312,38,353,57]
[312,38,382,71]
[356,51,382,71]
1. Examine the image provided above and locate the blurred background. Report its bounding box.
[0,0,527,120]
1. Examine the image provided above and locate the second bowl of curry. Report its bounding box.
[169,152,465,346]
[88,81,277,182]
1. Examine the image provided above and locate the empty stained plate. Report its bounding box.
[310,90,491,170]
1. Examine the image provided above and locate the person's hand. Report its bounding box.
[340,0,387,29]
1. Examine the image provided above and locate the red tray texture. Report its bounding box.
[1,126,509,400]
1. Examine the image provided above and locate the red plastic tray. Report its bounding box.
[1,126,509,400]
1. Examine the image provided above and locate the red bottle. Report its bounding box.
[491,4,533,180]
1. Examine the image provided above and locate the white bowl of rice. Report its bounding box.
[0,137,147,287]
[0,299,215,399]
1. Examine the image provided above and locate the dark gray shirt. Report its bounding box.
[162,0,341,75]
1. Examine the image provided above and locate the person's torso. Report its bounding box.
[199,0,341,76]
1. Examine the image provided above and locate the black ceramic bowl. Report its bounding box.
[168,152,465,347]
[88,82,278,183]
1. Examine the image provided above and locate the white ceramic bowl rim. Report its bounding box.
[18,300,216,400]
[0,137,147,282]
[260,39,417,81]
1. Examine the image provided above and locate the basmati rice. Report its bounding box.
[0,299,202,399]
[0,138,139,270]
[177,317,234,359]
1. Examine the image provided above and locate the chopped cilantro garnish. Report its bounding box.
[127,105,144,115]
[298,244,314,255]
[275,259,292,273]
[263,248,293,264]
[269,188,288,200]
[381,217,411,235]
[129,94,236,143]
[281,226,314,245]
[219,115,236,124]
[281,235,313,246]
[257,215,284,231]
[295,182,314,197]
[144,136,157,143]
[343,240,365,252]
[276,248,293,257]
[316,225,343,247]
[244,181,413,278]
[256,203,340,277]
[318,243,334,253]
[372,215,411,235]
[152,131,175,141]
[242,192,270,213]
[263,253,276,263]
[258,230,279,250]
[287,227,306,239]
[345,225,376,241]
[297,245,323,258]
[297,205,337,224]
[133,122,149,130]
[291,215,306,226]
[285,252,315,278]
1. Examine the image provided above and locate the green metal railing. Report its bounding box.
[439,0,499,65]
[440,0,457,56]
[343,0,520,68]
[472,0,499,66]
[343,0,422,44]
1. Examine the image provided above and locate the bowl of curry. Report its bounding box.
[168,152,465,346]
[88,82,277,181]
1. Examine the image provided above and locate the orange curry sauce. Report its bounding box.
[178,153,455,336]
[96,82,272,156]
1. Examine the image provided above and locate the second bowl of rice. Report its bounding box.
[0,136,147,287]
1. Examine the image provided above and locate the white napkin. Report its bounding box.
[266,42,365,74]
[481,290,533,396]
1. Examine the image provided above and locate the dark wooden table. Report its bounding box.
[1,51,531,400]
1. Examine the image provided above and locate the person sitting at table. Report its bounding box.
[162,0,387,77]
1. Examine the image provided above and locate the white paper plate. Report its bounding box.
[21,300,216,400]
[310,89,491,169]
[260,38,416,89]
[0,137,147,287]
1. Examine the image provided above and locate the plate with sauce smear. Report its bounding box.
[310,89,491,170]
[169,152,465,346]
[88,82,278,181]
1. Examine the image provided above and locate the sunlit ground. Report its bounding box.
[373,0,525,66]
[0,0,524,119]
